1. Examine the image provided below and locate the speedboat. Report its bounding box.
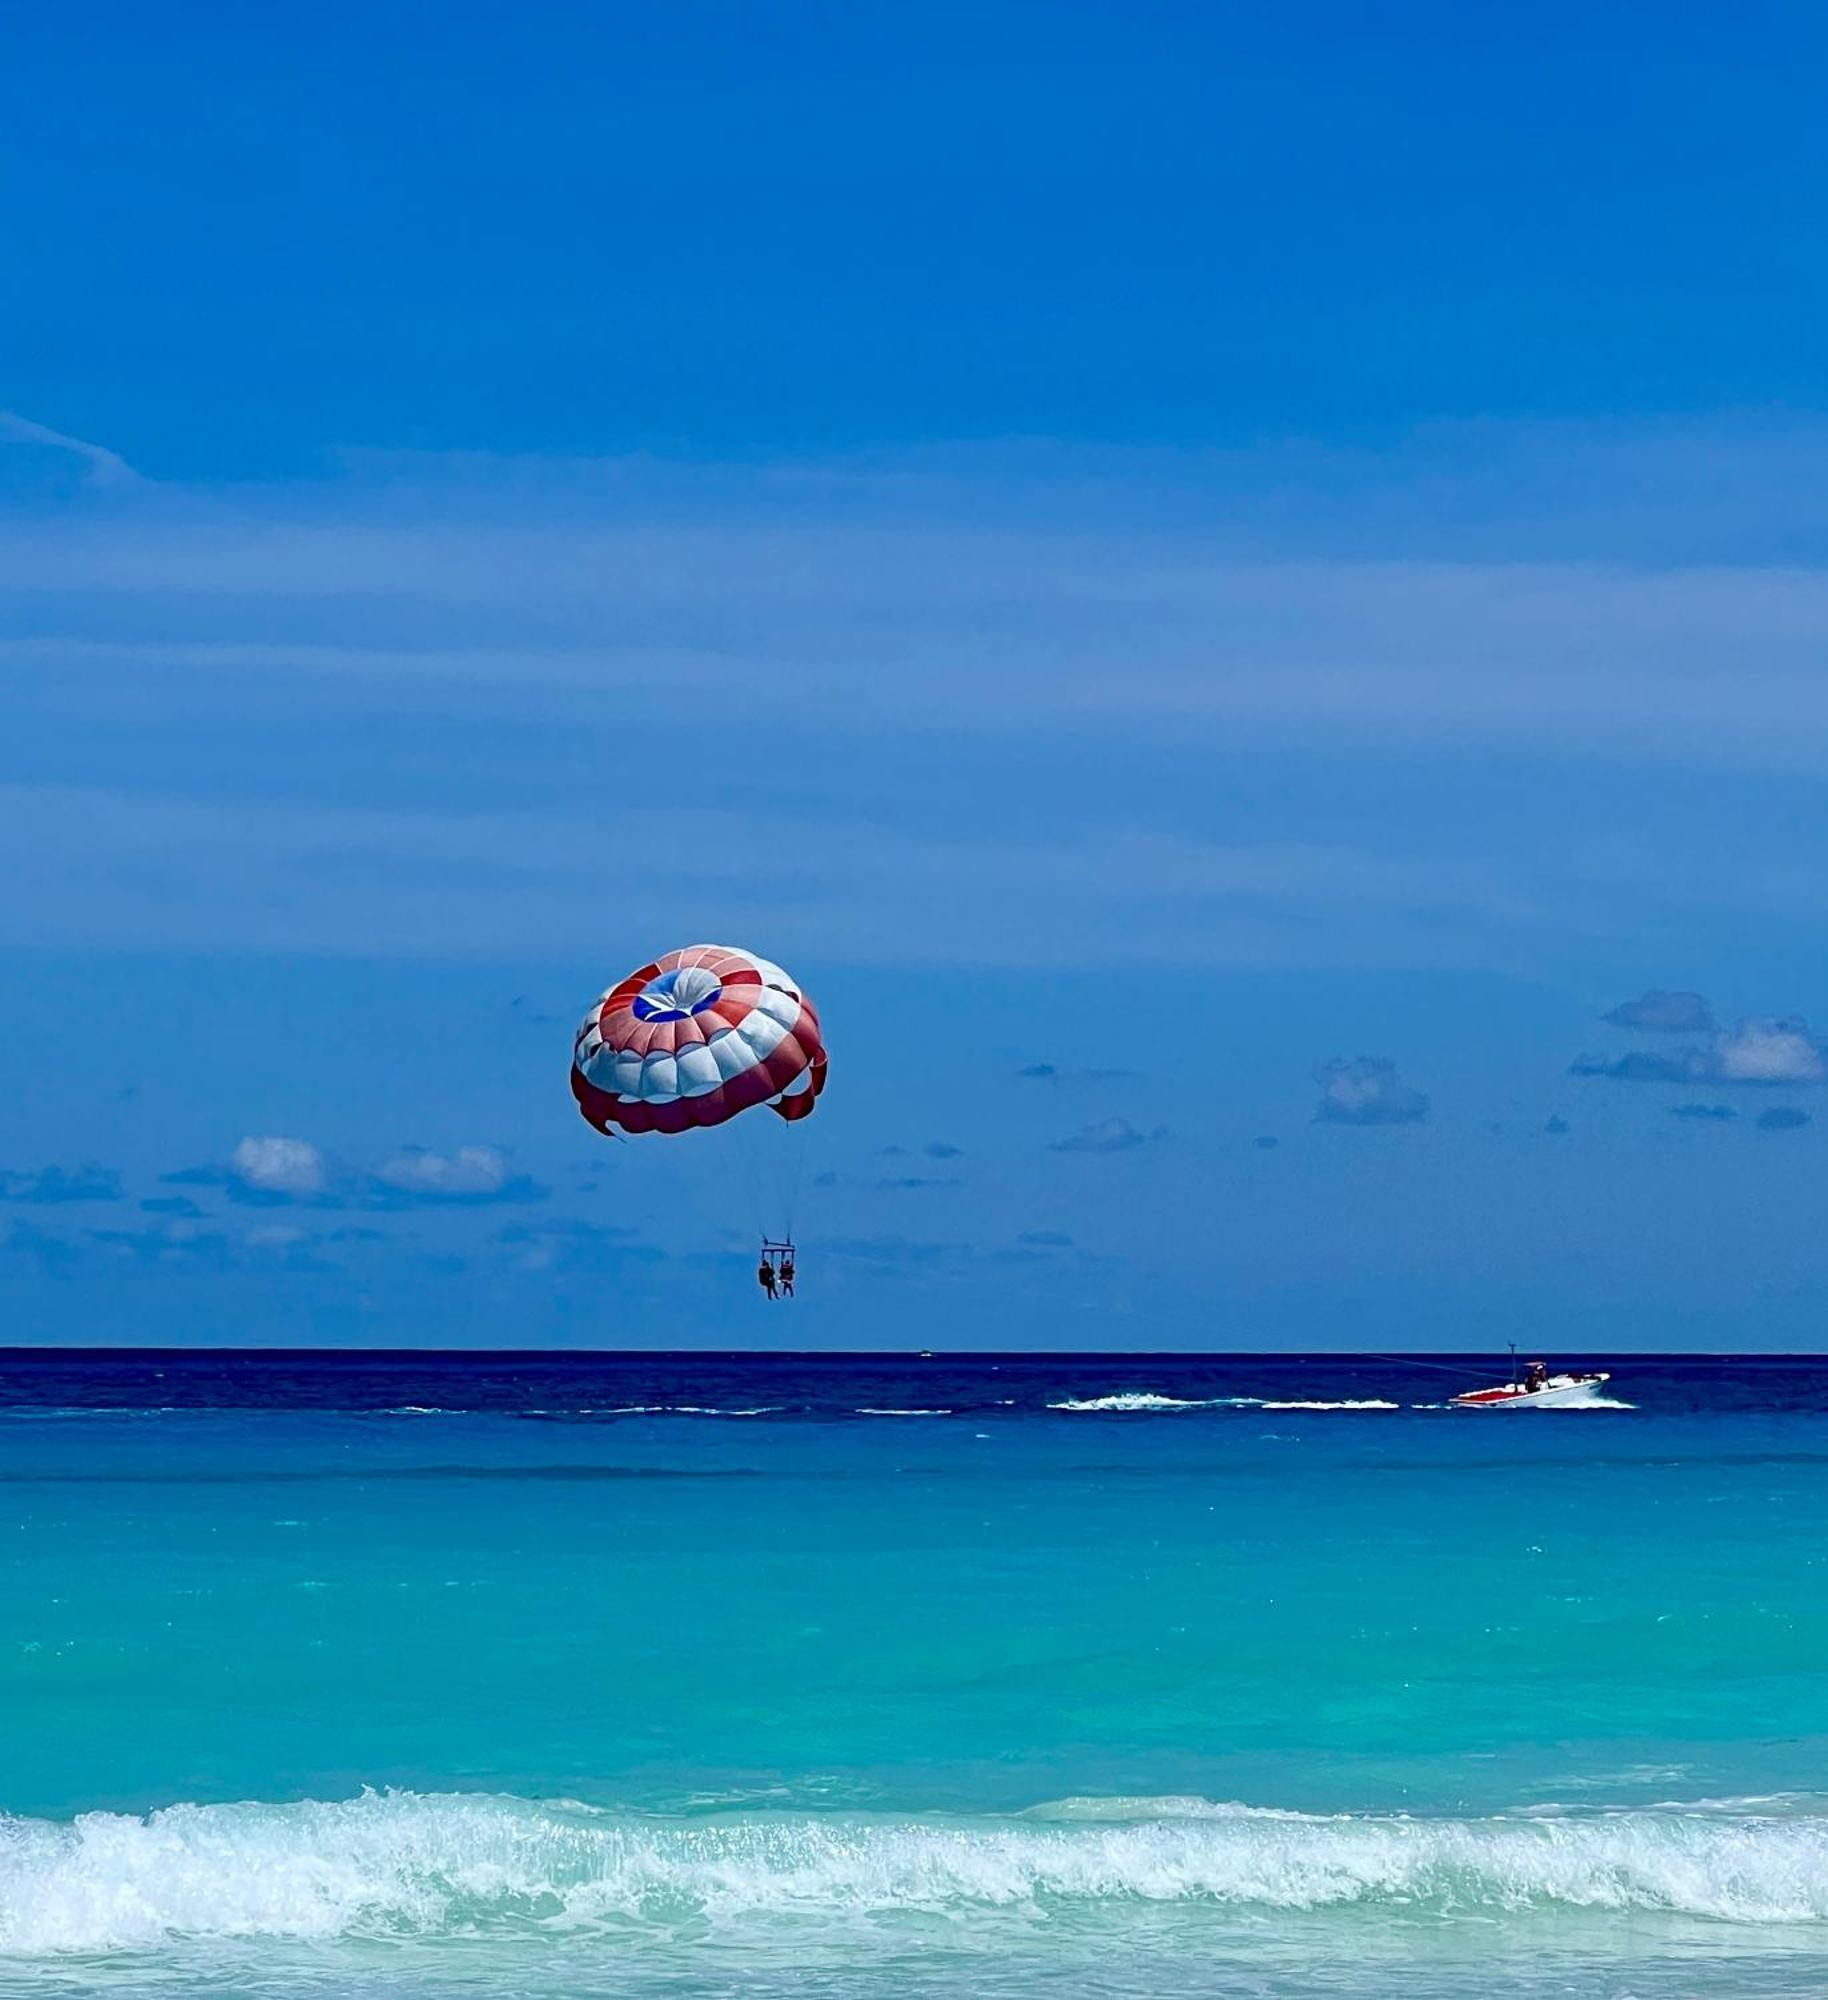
[1452,1370,1611,1410]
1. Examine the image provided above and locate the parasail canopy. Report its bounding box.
[571,944,828,1137]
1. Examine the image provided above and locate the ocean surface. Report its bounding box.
[4,1348,1828,1997]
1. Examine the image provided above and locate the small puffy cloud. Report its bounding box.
[376,1146,509,1196]
[1670,1103,1736,1121]
[1049,1117,1167,1154]
[370,1145,545,1205]
[0,1164,123,1204]
[1313,1057,1429,1127]
[877,1175,964,1191]
[1714,1019,1827,1085]
[165,1142,336,1206]
[140,1194,204,1217]
[1571,1017,1827,1088]
[233,1135,327,1197]
[924,1142,964,1160]
[170,1137,545,1207]
[1603,989,1715,1033]
[1544,1116,1571,1135]
[1253,1134,1279,1150]
[1017,1063,1058,1080]
[1756,1106,1812,1132]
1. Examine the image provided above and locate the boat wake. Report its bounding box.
[1047,1393,1251,1412]
[1258,1399,1400,1411]
[1047,1393,1397,1413]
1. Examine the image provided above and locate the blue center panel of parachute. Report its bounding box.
[632,969,725,1022]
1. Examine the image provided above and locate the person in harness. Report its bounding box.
[756,1240,796,1300]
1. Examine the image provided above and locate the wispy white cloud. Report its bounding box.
[166,1136,548,1208]
[0,780,1548,969]
[8,427,1828,778]
[0,410,140,489]
[375,1146,513,1198]
[7,421,1828,989]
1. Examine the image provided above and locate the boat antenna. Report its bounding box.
[1509,1342,1518,1390]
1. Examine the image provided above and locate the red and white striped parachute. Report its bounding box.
[570,944,828,1138]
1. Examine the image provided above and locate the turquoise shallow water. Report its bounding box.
[4,1350,1828,1995]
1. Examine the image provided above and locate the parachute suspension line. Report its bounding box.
[726,1100,773,1247]
[721,1089,817,1251]
[780,1109,813,1243]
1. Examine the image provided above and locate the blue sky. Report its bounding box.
[5,3,1828,1347]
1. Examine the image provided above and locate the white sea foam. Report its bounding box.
[6,1790,1828,1954]
[1047,1393,1398,1413]
[0,1406,187,1420]
[471,1405,791,1420]
[855,1408,954,1416]
[1258,1399,1400,1411]
[544,1405,782,1417]
[1047,1393,1253,1412]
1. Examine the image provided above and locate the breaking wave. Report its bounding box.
[6,1790,1828,1955]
